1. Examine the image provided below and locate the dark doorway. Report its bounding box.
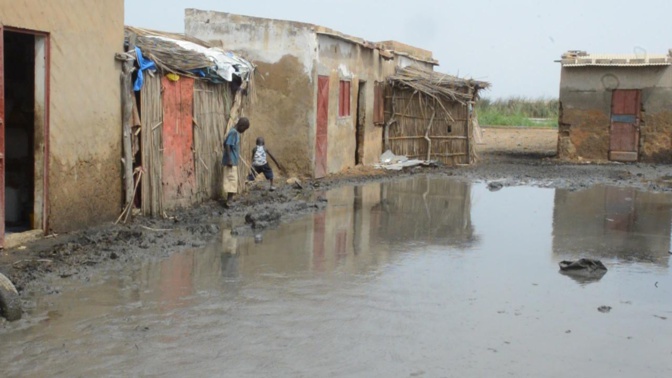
[355,81,366,165]
[3,31,36,232]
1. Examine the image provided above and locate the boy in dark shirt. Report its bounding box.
[221,118,250,206]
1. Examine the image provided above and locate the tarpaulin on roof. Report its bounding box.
[150,35,253,82]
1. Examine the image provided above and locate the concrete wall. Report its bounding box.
[559,65,672,162]
[316,34,403,173]
[185,9,317,177]
[1,0,124,232]
[186,10,437,177]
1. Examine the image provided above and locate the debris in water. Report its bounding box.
[558,258,608,283]
[375,150,428,171]
[598,306,612,313]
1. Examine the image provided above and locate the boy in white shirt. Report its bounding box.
[248,137,279,191]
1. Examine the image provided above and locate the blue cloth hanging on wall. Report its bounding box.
[133,47,157,91]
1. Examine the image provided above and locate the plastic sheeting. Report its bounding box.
[150,35,253,82]
[134,47,157,92]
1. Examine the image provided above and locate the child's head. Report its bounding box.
[256,137,265,146]
[236,117,250,133]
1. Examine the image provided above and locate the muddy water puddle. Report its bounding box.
[2,176,671,377]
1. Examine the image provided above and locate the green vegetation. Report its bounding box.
[476,97,559,128]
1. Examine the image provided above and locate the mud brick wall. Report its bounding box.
[559,66,672,163]
[186,9,317,178]
[640,105,672,163]
[1,0,124,232]
[186,9,437,177]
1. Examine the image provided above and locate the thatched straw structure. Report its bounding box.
[120,27,254,219]
[126,26,253,82]
[384,66,490,166]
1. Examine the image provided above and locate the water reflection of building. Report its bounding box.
[229,176,478,275]
[308,176,477,273]
[371,176,477,247]
[552,186,672,266]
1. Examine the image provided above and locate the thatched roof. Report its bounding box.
[387,66,490,103]
[125,26,253,82]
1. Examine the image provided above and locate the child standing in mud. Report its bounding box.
[248,136,279,191]
[221,117,250,207]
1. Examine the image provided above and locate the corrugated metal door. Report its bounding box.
[315,76,329,178]
[609,89,640,162]
[0,26,5,247]
[161,76,196,208]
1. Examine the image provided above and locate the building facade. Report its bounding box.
[558,51,672,163]
[1,0,124,246]
[185,9,436,178]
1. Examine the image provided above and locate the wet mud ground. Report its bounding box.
[1,127,672,376]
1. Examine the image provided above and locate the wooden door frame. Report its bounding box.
[1,26,51,247]
[1,24,5,247]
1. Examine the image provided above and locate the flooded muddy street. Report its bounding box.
[2,176,671,377]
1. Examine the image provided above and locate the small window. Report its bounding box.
[373,81,385,125]
[339,80,351,117]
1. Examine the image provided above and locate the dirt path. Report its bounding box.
[477,126,557,159]
[1,127,671,319]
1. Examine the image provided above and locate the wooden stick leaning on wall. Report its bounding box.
[223,81,249,194]
[424,108,436,161]
[225,81,249,133]
[116,168,143,224]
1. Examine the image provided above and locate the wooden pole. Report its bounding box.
[424,109,436,161]
[117,35,136,222]
[466,87,474,164]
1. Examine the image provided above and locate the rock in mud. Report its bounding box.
[0,272,22,321]
[245,208,281,229]
[487,181,504,191]
[286,177,303,189]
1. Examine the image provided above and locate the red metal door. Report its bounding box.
[0,25,5,247]
[161,76,196,208]
[315,76,329,178]
[609,90,641,162]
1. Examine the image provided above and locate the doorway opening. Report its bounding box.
[2,29,48,240]
[355,81,366,165]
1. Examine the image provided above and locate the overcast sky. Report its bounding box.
[125,0,672,99]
